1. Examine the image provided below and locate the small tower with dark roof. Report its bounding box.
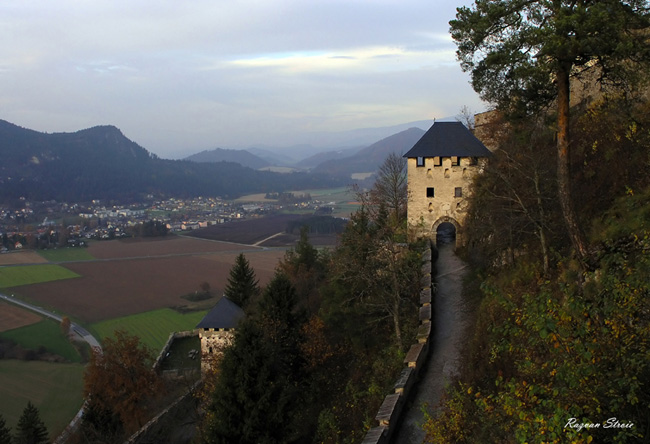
[403,121,491,245]
[196,296,245,374]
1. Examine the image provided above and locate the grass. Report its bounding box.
[91,308,208,353]
[295,186,352,198]
[37,248,94,262]
[0,319,83,363]
[0,264,80,288]
[160,335,201,371]
[279,208,317,215]
[332,202,361,217]
[292,187,360,217]
[0,360,85,438]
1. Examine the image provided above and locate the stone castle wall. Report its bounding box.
[199,328,236,373]
[406,156,485,244]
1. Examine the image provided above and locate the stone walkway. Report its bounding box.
[391,242,470,443]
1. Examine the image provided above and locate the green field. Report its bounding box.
[299,187,359,216]
[0,360,84,438]
[0,319,83,363]
[0,264,80,288]
[37,247,94,262]
[91,308,208,353]
[297,186,352,199]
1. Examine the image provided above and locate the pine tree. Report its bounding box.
[223,253,259,310]
[204,273,307,444]
[14,402,48,444]
[0,414,11,444]
[279,227,324,311]
[450,0,650,267]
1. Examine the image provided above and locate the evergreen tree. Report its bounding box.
[14,402,48,444]
[450,0,650,266]
[279,227,324,312]
[223,253,259,310]
[258,272,306,366]
[204,273,307,444]
[0,414,11,444]
[204,320,296,444]
[293,226,318,271]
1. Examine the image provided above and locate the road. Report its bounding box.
[392,242,470,443]
[0,292,102,444]
[0,292,102,351]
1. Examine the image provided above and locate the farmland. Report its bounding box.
[0,264,80,288]
[0,319,83,363]
[187,214,309,245]
[0,251,48,266]
[0,360,84,438]
[91,308,208,352]
[13,247,284,323]
[187,213,341,247]
[37,248,95,262]
[0,232,297,440]
[0,301,41,332]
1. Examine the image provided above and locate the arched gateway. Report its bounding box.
[403,121,491,246]
[433,217,460,246]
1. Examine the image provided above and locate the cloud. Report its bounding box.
[226,46,455,74]
[0,0,484,158]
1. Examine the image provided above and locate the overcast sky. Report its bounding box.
[1,0,485,159]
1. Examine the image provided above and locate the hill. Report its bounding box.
[311,127,426,177]
[184,148,270,169]
[0,120,344,202]
[294,145,364,169]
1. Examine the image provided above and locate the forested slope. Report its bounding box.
[424,97,650,443]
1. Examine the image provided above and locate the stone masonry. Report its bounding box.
[404,121,492,244]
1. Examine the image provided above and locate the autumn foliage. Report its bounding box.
[82,330,164,439]
[424,82,650,444]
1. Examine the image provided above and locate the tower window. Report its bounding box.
[417,157,425,167]
[426,187,434,198]
[455,187,462,197]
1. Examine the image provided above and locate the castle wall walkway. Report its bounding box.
[390,242,470,443]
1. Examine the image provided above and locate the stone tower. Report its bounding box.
[196,296,245,374]
[403,121,491,245]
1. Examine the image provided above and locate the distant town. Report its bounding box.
[0,192,330,252]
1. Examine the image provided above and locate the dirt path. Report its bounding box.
[392,242,470,443]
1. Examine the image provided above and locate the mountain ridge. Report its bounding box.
[311,127,426,177]
[184,148,270,170]
[0,119,344,203]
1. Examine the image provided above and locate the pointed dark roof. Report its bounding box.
[403,121,491,158]
[196,296,245,329]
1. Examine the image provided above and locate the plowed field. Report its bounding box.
[0,301,42,332]
[0,251,47,266]
[187,214,338,246]
[8,237,285,323]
